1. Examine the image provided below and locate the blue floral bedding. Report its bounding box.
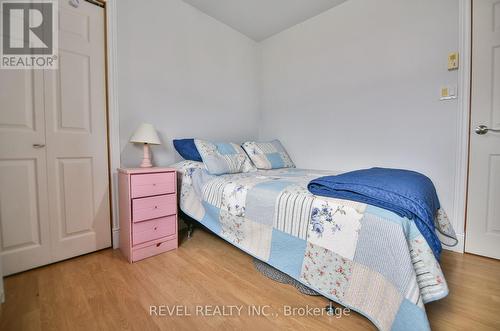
[308,168,449,260]
[172,161,457,331]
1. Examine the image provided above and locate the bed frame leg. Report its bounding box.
[325,301,336,316]
[187,223,194,240]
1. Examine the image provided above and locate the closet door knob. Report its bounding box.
[33,144,46,148]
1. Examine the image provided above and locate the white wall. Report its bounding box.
[259,0,462,238]
[115,0,465,245]
[117,0,260,168]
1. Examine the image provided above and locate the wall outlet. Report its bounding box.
[448,52,459,70]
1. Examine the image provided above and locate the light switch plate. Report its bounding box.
[441,87,449,98]
[440,86,457,100]
[448,52,459,70]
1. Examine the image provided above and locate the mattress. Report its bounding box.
[172,160,456,331]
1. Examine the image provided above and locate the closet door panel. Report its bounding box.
[43,0,110,261]
[0,70,52,276]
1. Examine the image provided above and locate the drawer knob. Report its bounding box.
[152,183,156,186]
[156,243,161,247]
[154,227,157,230]
[154,206,158,209]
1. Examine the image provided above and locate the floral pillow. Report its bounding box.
[241,140,295,169]
[194,139,256,175]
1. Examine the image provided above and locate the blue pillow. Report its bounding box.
[173,139,202,162]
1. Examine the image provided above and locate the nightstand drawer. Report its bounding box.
[132,194,176,222]
[132,215,176,245]
[132,238,177,262]
[131,172,175,198]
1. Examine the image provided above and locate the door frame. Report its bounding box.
[101,0,121,248]
[81,0,121,249]
[81,0,120,248]
[452,0,472,253]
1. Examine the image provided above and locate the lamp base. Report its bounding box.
[140,144,153,168]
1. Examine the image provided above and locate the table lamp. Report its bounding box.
[130,123,161,168]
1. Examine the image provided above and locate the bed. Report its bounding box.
[172,160,456,331]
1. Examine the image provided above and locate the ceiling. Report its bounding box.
[182,0,348,42]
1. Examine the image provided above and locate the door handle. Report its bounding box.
[475,125,500,135]
[33,144,46,148]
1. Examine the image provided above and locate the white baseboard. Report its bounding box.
[443,233,465,253]
[112,227,120,249]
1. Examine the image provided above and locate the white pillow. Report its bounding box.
[194,139,256,175]
[241,140,295,169]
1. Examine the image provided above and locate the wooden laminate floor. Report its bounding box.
[1,228,499,331]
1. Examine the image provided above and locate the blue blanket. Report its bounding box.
[307,167,442,260]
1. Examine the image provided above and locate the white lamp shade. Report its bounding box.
[130,123,161,145]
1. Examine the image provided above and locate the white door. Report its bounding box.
[44,0,111,261]
[0,0,110,275]
[466,0,500,259]
[0,69,53,275]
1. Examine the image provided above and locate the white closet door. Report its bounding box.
[43,0,111,261]
[0,68,52,275]
[0,1,110,275]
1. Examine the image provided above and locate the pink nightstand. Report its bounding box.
[118,167,178,262]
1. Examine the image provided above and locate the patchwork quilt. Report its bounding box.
[172,161,457,331]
